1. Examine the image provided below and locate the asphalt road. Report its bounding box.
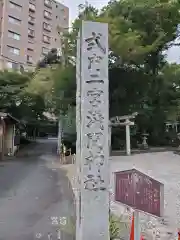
[0,139,75,240]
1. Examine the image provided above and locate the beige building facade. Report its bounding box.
[0,0,69,71]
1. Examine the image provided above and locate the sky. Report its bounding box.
[57,0,180,63]
[58,0,109,24]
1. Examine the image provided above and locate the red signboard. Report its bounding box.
[115,169,164,217]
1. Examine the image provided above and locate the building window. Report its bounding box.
[8,31,20,40]
[9,1,22,11]
[43,35,50,44]
[43,22,51,31]
[28,29,35,37]
[8,46,20,55]
[42,47,49,55]
[44,10,51,19]
[27,55,33,63]
[7,61,19,70]
[7,61,13,68]
[8,16,21,25]
[29,3,35,12]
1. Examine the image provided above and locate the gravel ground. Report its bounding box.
[110,151,180,239]
[65,151,180,239]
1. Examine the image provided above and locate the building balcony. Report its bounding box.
[28,30,35,38]
[28,16,35,25]
[44,0,52,9]
[44,11,52,20]
[43,39,50,44]
[29,3,36,12]
[43,23,51,32]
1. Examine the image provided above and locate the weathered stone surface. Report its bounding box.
[76,21,109,240]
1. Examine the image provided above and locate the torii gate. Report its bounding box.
[110,112,138,155]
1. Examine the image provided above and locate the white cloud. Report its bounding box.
[57,0,108,23]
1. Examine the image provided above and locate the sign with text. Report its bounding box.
[115,169,164,217]
[78,21,109,240]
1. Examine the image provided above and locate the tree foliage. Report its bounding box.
[25,0,180,142]
[0,70,47,123]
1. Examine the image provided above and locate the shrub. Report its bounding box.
[110,214,120,239]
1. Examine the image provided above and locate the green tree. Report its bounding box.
[0,70,29,111]
[26,0,180,144]
[0,70,47,123]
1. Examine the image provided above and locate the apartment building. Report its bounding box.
[0,0,69,71]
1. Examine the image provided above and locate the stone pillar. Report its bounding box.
[76,31,81,240]
[175,122,178,133]
[108,124,111,152]
[77,21,109,240]
[125,123,131,155]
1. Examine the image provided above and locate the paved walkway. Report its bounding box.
[0,139,75,240]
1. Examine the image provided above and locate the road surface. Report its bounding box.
[0,139,75,240]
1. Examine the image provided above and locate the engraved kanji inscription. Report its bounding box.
[86,132,103,149]
[86,53,104,83]
[84,173,106,191]
[96,173,106,190]
[85,151,94,170]
[86,78,104,84]
[85,150,104,170]
[84,175,98,191]
[88,53,103,70]
[85,32,106,54]
[87,88,103,107]
[86,110,104,130]
[86,68,104,84]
